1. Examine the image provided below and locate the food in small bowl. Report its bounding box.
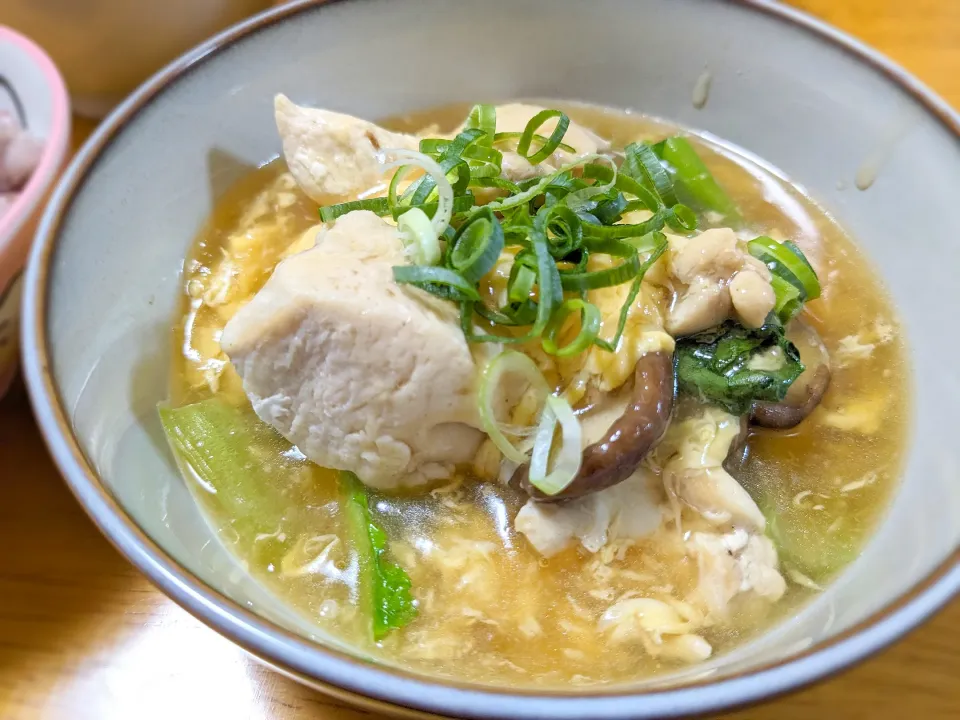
[0,27,69,397]
[161,97,907,682]
[22,1,960,717]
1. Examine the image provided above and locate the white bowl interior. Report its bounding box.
[39,0,960,695]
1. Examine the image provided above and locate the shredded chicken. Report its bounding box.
[515,468,663,557]
[688,530,786,617]
[657,407,766,531]
[666,228,775,336]
[599,597,712,663]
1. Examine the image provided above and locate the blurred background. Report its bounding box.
[4,0,274,116]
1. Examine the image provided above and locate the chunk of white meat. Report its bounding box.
[658,406,766,531]
[274,94,419,202]
[515,467,663,557]
[688,529,786,617]
[467,103,610,182]
[221,210,484,490]
[666,228,775,336]
[599,597,712,663]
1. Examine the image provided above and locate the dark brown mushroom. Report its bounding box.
[751,320,831,429]
[514,351,675,502]
[722,414,750,474]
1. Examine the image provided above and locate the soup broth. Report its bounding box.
[168,102,908,687]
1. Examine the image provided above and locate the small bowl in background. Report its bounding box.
[0,26,70,398]
[4,0,274,118]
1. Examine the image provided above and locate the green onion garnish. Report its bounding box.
[623,142,678,207]
[477,350,551,463]
[494,131,577,155]
[448,208,504,284]
[542,299,602,357]
[397,207,440,266]
[392,265,480,302]
[516,110,571,165]
[748,236,821,301]
[657,136,740,220]
[315,108,736,360]
[529,395,582,495]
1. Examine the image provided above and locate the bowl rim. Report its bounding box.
[20,0,960,718]
[0,26,70,284]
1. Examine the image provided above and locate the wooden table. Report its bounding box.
[1,1,958,717]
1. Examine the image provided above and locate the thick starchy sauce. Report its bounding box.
[170,102,909,687]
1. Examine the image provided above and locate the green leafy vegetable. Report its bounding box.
[675,322,805,415]
[158,399,300,538]
[657,136,740,221]
[341,471,417,641]
[757,488,860,582]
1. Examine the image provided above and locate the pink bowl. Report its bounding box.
[0,26,70,397]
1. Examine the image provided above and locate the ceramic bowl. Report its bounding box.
[0,27,69,398]
[21,1,960,718]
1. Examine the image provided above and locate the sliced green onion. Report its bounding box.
[382,149,454,236]
[542,299,602,357]
[479,154,612,215]
[390,193,475,221]
[387,163,415,210]
[466,103,497,143]
[669,203,698,232]
[538,204,583,258]
[748,236,821,300]
[469,176,521,194]
[559,250,642,291]
[770,274,803,323]
[396,207,440,266]
[530,224,564,337]
[508,265,536,303]
[593,193,628,225]
[582,163,662,213]
[494,131,577,154]
[659,136,740,220]
[516,110,571,165]
[320,197,390,222]
[580,212,666,241]
[593,233,669,351]
[449,208,504,284]
[529,395,582,496]
[623,142,678,207]
[392,265,480,302]
[478,350,551,463]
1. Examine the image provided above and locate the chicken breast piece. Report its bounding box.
[274,94,419,202]
[688,529,786,617]
[666,228,775,336]
[514,466,663,557]
[221,210,485,490]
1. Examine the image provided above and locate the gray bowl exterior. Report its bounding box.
[21,1,960,718]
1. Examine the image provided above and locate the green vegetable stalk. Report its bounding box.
[656,136,741,222]
[158,398,301,539]
[340,472,417,641]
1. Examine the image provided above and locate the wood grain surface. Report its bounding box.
[1,1,958,718]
